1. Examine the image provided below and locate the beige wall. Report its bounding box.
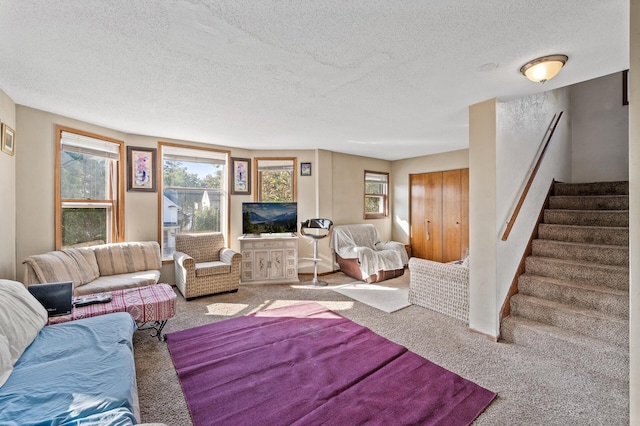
[0,89,16,280]
[571,72,629,183]
[629,0,639,420]
[390,149,469,244]
[468,99,499,336]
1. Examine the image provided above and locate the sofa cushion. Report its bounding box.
[195,261,231,277]
[75,271,161,296]
[0,279,48,387]
[22,251,85,287]
[93,242,161,276]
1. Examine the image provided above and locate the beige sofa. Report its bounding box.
[23,241,162,296]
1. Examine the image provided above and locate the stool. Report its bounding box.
[300,218,333,287]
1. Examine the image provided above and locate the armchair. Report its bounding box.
[329,224,408,283]
[173,233,241,299]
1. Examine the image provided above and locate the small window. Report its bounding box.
[255,158,297,202]
[55,126,124,249]
[364,171,389,219]
[160,143,229,260]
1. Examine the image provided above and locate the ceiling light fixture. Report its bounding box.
[520,54,568,83]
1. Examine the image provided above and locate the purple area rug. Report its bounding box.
[167,302,496,426]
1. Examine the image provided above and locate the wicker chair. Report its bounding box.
[173,233,241,299]
[408,257,469,323]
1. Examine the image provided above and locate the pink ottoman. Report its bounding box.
[48,283,177,340]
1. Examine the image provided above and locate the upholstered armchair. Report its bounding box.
[330,224,408,283]
[173,233,241,299]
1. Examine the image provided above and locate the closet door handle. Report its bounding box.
[426,220,431,241]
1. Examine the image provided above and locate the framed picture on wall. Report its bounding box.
[127,146,157,192]
[1,123,15,156]
[231,157,251,195]
[301,162,311,176]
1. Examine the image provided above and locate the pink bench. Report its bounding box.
[48,283,177,340]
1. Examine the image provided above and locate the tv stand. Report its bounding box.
[238,235,299,284]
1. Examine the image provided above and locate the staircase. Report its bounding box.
[501,181,629,382]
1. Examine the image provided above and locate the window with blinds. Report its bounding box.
[55,126,124,249]
[364,171,389,219]
[160,143,229,260]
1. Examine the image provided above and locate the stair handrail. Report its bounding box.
[501,111,564,241]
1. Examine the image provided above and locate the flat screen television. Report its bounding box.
[242,202,298,235]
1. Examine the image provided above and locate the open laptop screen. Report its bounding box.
[27,281,73,317]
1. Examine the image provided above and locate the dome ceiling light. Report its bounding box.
[520,54,568,83]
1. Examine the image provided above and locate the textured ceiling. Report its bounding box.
[0,1,629,160]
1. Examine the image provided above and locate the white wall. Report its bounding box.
[468,87,571,338]
[0,89,16,280]
[390,149,469,244]
[629,0,639,420]
[496,89,572,317]
[571,72,629,182]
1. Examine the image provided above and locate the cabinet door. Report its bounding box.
[254,250,269,281]
[269,249,285,279]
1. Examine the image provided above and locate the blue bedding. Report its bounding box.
[0,312,138,426]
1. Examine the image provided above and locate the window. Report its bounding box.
[255,158,297,202]
[55,126,124,249]
[160,143,229,260]
[364,171,389,219]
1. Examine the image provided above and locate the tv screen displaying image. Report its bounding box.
[242,202,298,235]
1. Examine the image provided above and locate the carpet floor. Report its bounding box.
[133,272,629,425]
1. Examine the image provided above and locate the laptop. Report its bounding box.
[28,281,74,317]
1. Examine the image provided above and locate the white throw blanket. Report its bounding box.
[330,224,409,280]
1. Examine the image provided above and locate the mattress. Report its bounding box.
[0,312,139,425]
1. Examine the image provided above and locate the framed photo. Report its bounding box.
[231,157,251,195]
[623,69,629,106]
[127,146,157,192]
[1,123,15,156]
[301,162,311,176]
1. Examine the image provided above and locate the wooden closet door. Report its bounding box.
[442,170,462,263]
[411,172,443,261]
[409,174,427,260]
[460,168,469,259]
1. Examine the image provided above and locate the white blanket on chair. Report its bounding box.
[330,225,408,280]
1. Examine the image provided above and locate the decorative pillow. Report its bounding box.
[0,279,48,387]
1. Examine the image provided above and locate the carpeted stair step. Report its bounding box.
[543,209,629,227]
[518,274,628,318]
[538,224,629,245]
[525,256,628,290]
[548,195,628,210]
[553,181,629,196]
[500,316,629,382]
[510,294,628,348]
[531,239,628,266]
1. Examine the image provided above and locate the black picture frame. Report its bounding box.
[623,69,629,106]
[231,157,252,195]
[127,146,157,192]
[301,162,311,176]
